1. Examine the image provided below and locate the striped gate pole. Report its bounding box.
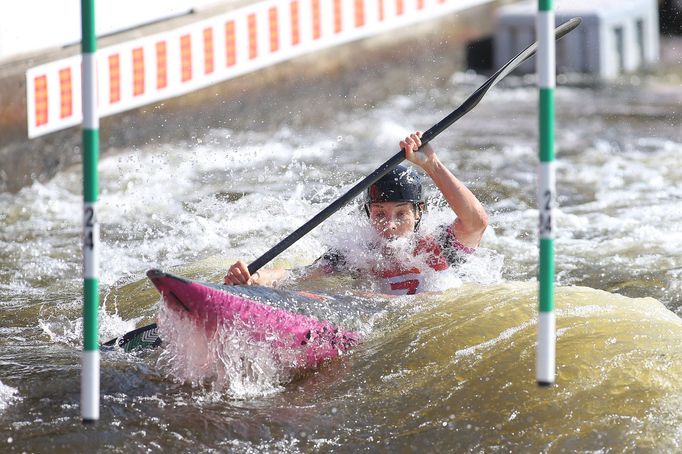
[536,0,556,386]
[81,0,100,423]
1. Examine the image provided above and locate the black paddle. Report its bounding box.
[102,17,582,352]
[247,16,582,275]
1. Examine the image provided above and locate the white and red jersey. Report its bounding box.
[317,224,475,296]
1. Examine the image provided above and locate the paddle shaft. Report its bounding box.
[247,17,582,276]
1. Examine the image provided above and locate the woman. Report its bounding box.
[224,131,488,295]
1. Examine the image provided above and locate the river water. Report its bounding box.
[1,59,681,452]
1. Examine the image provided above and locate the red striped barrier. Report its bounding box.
[26,0,492,138]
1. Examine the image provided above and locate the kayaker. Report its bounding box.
[224,131,488,294]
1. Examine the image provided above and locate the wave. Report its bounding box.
[147,277,682,450]
[334,282,682,450]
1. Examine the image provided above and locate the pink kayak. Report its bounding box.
[147,269,359,369]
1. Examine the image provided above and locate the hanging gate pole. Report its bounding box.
[536,0,556,386]
[81,0,100,423]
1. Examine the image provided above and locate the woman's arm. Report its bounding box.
[224,258,335,287]
[402,131,488,248]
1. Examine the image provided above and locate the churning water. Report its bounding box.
[1,64,681,452]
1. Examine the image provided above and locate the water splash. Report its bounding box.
[38,307,138,348]
[155,299,288,398]
[315,202,504,295]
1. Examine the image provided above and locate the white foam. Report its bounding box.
[0,381,20,412]
[39,308,138,348]
[453,319,535,360]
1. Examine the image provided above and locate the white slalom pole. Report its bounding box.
[536,0,556,386]
[81,0,100,423]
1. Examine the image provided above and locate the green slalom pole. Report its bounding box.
[81,0,100,423]
[536,0,556,386]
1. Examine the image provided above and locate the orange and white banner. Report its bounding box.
[26,0,491,138]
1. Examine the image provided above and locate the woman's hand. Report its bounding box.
[401,131,436,170]
[224,260,258,285]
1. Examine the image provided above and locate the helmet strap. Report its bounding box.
[413,202,425,231]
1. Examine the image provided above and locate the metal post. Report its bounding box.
[536,0,556,386]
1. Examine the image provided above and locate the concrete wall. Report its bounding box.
[0,0,497,193]
[495,0,660,79]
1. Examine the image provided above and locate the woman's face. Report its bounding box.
[367,202,419,239]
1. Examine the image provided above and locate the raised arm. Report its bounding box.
[401,131,488,248]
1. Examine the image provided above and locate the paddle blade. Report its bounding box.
[101,323,161,352]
